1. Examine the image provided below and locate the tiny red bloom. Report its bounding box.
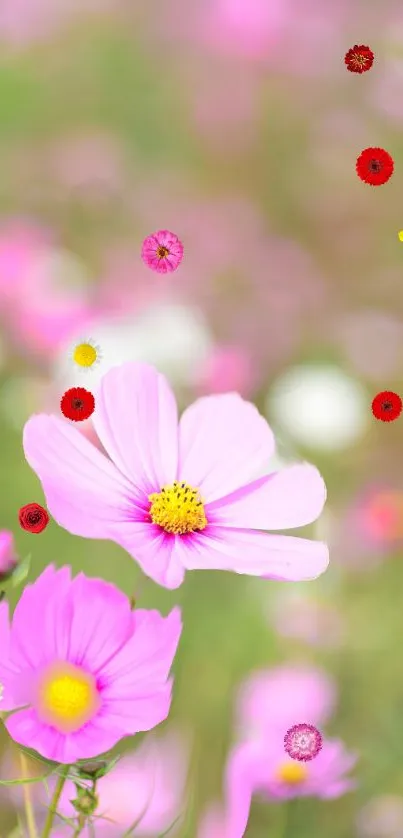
[356,148,394,186]
[345,44,374,73]
[284,723,323,762]
[19,503,50,534]
[372,391,402,422]
[60,387,95,422]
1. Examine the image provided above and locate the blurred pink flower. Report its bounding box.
[326,483,403,572]
[0,221,94,358]
[268,590,345,648]
[0,0,120,49]
[23,361,328,590]
[48,133,127,203]
[53,731,188,836]
[332,310,403,382]
[223,734,357,836]
[0,531,18,580]
[198,805,227,838]
[236,663,337,741]
[193,344,258,398]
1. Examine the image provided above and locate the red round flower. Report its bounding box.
[372,391,402,422]
[284,723,323,762]
[345,44,374,73]
[356,148,394,186]
[19,503,50,534]
[60,387,95,422]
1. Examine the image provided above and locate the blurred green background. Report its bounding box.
[1,1,403,835]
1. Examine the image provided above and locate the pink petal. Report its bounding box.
[92,362,179,494]
[66,574,135,673]
[10,566,73,670]
[108,521,186,589]
[206,464,327,530]
[174,527,329,580]
[5,708,123,764]
[100,608,182,689]
[23,415,137,539]
[179,393,275,503]
[0,601,19,710]
[224,743,261,838]
[100,681,173,735]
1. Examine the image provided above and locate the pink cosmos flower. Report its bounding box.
[0,565,182,763]
[23,361,329,590]
[141,231,184,274]
[236,664,337,740]
[0,530,18,580]
[33,731,188,836]
[223,734,357,836]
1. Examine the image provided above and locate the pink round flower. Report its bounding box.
[23,361,328,590]
[284,723,322,762]
[141,230,184,274]
[0,565,182,763]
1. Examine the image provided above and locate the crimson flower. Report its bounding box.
[60,387,95,422]
[356,148,394,186]
[284,723,323,762]
[372,391,402,422]
[19,503,49,533]
[345,44,374,73]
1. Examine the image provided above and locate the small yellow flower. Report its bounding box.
[398,231,403,242]
[70,338,102,372]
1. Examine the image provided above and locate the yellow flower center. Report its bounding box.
[156,245,170,260]
[73,343,97,368]
[275,761,308,785]
[148,481,207,535]
[37,662,100,733]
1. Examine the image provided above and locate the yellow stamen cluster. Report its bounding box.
[73,343,97,368]
[149,481,207,535]
[38,663,99,733]
[156,245,170,260]
[275,762,308,785]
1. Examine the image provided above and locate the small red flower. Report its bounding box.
[19,503,50,534]
[372,391,402,422]
[356,148,394,186]
[345,44,374,73]
[284,723,323,762]
[60,387,95,422]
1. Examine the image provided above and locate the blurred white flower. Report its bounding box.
[54,303,213,390]
[357,795,403,838]
[265,364,369,452]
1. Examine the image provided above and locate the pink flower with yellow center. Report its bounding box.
[222,734,357,837]
[0,565,181,763]
[23,361,328,590]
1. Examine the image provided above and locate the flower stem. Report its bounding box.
[41,764,70,838]
[19,751,38,838]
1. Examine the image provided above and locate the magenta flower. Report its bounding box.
[223,735,357,837]
[0,565,181,763]
[141,230,184,274]
[23,362,328,590]
[284,723,323,762]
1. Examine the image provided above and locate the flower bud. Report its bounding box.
[0,531,18,581]
[71,785,99,817]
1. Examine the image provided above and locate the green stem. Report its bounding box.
[19,751,38,838]
[41,765,70,838]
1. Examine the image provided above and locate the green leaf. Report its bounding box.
[0,768,55,786]
[11,554,31,588]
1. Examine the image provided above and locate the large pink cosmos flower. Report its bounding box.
[23,362,328,589]
[0,565,181,763]
[223,734,357,837]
